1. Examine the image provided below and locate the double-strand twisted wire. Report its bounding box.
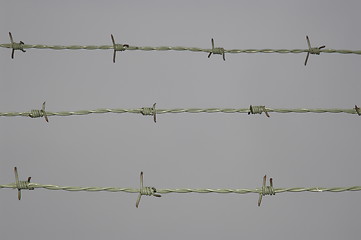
[1,43,361,55]
[1,183,360,194]
[0,107,359,118]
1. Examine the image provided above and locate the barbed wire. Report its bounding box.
[2,33,361,64]
[0,103,359,123]
[1,168,360,207]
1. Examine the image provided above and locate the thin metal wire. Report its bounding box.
[0,105,359,121]
[1,170,360,206]
[2,44,360,54]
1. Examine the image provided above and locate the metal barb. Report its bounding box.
[9,32,26,59]
[207,38,225,61]
[248,105,270,118]
[355,105,361,116]
[14,167,34,200]
[42,101,49,122]
[141,103,157,123]
[136,171,161,208]
[111,34,129,63]
[258,175,275,206]
[29,101,49,122]
[304,35,326,66]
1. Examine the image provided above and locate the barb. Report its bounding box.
[1,105,359,120]
[355,105,360,116]
[1,36,361,59]
[136,172,161,208]
[28,101,49,122]
[8,32,26,59]
[140,103,157,123]
[111,34,129,63]
[304,35,326,66]
[13,167,34,200]
[248,105,270,118]
[1,169,360,207]
[258,175,275,206]
[208,38,225,60]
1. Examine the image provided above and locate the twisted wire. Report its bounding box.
[0,107,359,118]
[1,43,361,55]
[1,183,360,194]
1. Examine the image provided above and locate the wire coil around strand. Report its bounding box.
[14,167,34,200]
[248,105,270,117]
[111,34,129,63]
[28,102,49,122]
[136,172,161,208]
[258,175,275,206]
[140,103,157,123]
[208,38,225,61]
[8,32,26,59]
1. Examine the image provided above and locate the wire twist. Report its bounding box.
[208,38,225,61]
[111,34,129,63]
[258,175,275,206]
[8,32,26,59]
[140,103,157,123]
[136,172,161,208]
[14,167,34,200]
[248,105,270,117]
[28,102,49,122]
[304,35,326,66]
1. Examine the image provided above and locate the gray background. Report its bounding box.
[1,1,360,239]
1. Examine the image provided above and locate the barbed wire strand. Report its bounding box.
[2,44,361,55]
[0,105,359,122]
[1,170,360,207]
[2,34,361,63]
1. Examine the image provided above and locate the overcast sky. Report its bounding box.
[1,1,360,240]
